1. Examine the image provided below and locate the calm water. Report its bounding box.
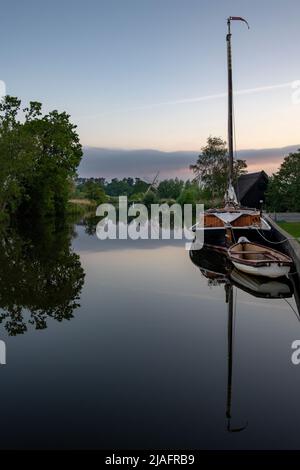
[0,220,300,449]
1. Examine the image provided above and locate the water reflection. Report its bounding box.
[190,246,299,432]
[0,221,85,336]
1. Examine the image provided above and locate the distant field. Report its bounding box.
[69,198,94,206]
[278,221,300,240]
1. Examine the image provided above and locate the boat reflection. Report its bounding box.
[189,245,298,432]
[190,246,294,299]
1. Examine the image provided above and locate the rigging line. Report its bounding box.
[254,226,299,244]
[282,297,300,321]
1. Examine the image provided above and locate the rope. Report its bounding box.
[282,297,300,321]
[253,226,299,244]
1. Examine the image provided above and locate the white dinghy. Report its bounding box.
[228,237,293,278]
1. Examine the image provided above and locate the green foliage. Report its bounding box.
[176,188,197,205]
[143,190,159,206]
[266,150,300,211]
[0,96,82,218]
[83,181,107,203]
[104,177,149,197]
[157,178,184,199]
[132,178,149,195]
[190,136,247,198]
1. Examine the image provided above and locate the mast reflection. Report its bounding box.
[189,246,296,432]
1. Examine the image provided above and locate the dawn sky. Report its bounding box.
[1,0,300,160]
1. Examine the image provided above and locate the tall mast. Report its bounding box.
[227,19,234,186]
[225,17,249,205]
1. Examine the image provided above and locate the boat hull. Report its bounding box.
[228,239,293,278]
[231,261,291,278]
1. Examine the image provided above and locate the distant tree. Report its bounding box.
[105,177,149,197]
[84,181,107,204]
[190,136,247,198]
[143,190,159,207]
[266,150,300,211]
[132,178,149,195]
[157,178,184,199]
[105,178,131,197]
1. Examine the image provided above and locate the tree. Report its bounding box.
[105,177,149,197]
[190,136,247,198]
[157,178,184,199]
[0,96,83,218]
[143,190,158,207]
[266,150,300,211]
[84,180,107,203]
[132,178,149,195]
[0,97,33,216]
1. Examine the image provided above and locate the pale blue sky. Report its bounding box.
[1,0,300,153]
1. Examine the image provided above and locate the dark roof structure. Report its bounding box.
[235,171,269,209]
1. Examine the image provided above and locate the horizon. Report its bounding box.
[78,142,300,180]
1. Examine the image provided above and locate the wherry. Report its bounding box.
[193,17,271,249]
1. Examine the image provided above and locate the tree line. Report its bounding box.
[1,93,298,219]
[74,137,248,207]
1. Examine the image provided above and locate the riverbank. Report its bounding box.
[277,222,300,239]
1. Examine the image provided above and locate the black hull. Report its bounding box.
[197,225,287,254]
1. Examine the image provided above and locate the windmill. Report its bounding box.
[143,171,160,195]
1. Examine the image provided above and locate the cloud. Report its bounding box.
[78,144,300,180]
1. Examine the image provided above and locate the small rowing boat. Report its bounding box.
[228,237,293,278]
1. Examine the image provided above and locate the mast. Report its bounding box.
[225,283,234,426]
[225,282,247,433]
[226,19,234,186]
[225,17,249,206]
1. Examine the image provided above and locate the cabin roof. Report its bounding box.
[235,171,268,201]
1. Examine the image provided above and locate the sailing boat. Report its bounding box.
[194,17,271,249]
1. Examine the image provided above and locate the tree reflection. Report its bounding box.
[0,220,85,335]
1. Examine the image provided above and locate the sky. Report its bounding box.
[1,0,300,177]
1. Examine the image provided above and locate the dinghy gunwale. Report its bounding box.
[228,240,293,268]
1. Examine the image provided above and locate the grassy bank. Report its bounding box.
[67,198,96,215]
[277,222,300,240]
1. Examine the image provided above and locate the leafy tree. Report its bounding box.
[132,178,149,195]
[143,190,159,207]
[266,150,300,211]
[157,178,184,199]
[0,97,33,216]
[0,96,83,218]
[190,136,247,198]
[83,180,107,203]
